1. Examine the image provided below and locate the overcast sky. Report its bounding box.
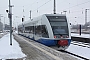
[0,0,90,27]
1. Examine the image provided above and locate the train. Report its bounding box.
[18,14,71,50]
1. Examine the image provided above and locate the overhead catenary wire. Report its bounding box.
[32,0,51,12]
[12,0,90,21]
[61,1,90,23]
[69,8,90,14]
[60,0,90,13]
[24,0,52,18]
[13,0,43,10]
[25,0,43,9]
[68,9,90,17]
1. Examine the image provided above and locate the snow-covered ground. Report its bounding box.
[70,33,90,59]
[0,33,26,60]
[67,44,90,60]
[71,33,90,38]
[0,33,4,35]
[0,32,89,60]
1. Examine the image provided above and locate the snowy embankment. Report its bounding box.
[66,44,90,60]
[0,33,26,59]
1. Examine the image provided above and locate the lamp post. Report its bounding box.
[14,16,20,28]
[74,17,78,32]
[2,17,6,32]
[30,10,31,19]
[0,14,3,22]
[6,0,13,46]
[53,0,56,14]
[2,16,5,32]
[85,9,89,24]
[85,9,89,30]
[0,15,3,32]
[9,0,13,45]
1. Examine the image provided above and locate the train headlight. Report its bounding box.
[60,36,63,38]
[66,36,69,38]
[54,36,57,38]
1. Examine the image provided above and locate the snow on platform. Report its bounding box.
[71,33,90,38]
[0,33,26,59]
[67,44,90,60]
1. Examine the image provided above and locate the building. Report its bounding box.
[4,24,10,30]
[0,22,3,32]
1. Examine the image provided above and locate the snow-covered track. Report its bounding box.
[59,50,90,60]
[71,41,90,48]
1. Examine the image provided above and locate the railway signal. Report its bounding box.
[22,18,24,22]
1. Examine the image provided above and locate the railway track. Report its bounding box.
[71,41,90,48]
[19,34,90,60]
[59,50,90,60]
[58,41,90,60]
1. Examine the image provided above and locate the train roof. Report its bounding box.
[18,14,66,26]
[44,14,66,16]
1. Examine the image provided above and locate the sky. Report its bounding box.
[0,0,90,27]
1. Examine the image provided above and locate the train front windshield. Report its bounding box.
[47,16,69,38]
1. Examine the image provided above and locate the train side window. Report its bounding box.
[42,25,49,38]
[25,27,30,33]
[18,27,23,33]
[26,26,34,33]
[35,25,42,35]
[29,26,34,34]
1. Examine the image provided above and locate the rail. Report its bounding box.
[59,50,90,60]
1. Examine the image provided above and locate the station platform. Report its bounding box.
[13,34,78,60]
[71,33,90,38]
[71,33,90,43]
